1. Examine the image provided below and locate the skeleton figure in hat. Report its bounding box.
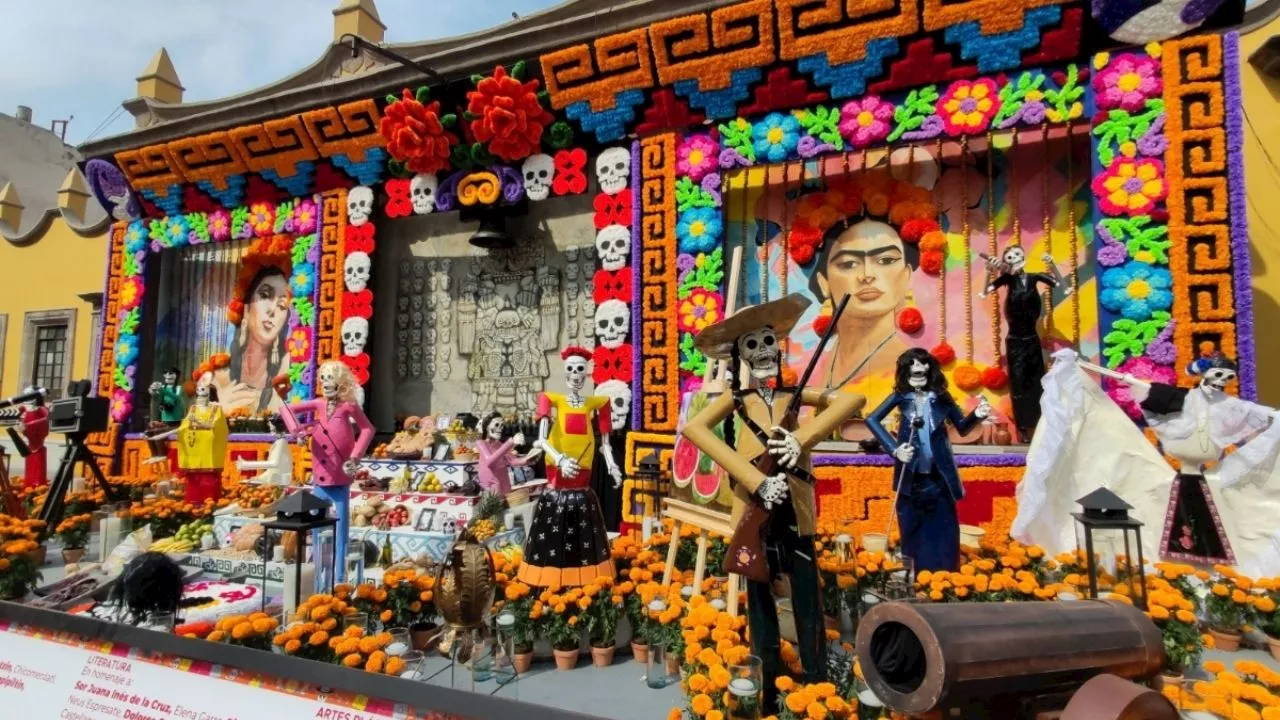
[681,294,865,706]
[517,347,619,588]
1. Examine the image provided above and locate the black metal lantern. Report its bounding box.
[261,490,339,616]
[1072,488,1147,610]
[633,451,665,531]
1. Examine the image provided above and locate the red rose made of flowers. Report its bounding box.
[380,88,458,176]
[466,64,554,163]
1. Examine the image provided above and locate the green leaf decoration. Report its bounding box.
[548,121,575,150]
[798,105,844,149]
[675,177,717,213]
[537,90,550,106]
[678,248,726,299]
[471,74,486,86]
[1045,65,1085,123]
[1100,217,1171,265]
[289,362,306,385]
[441,113,457,128]
[114,368,131,392]
[511,61,527,81]
[471,143,494,167]
[718,118,755,163]
[415,86,431,104]
[887,86,939,143]
[122,255,139,278]
[295,298,315,327]
[1102,311,1170,367]
[119,309,141,336]
[679,334,708,377]
[450,145,473,170]
[992,71,1047,127]
[385,94,399,105]
[1092,100,1164,166]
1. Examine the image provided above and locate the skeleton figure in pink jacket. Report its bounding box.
[277,361,374,581]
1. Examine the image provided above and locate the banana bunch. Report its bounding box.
[151,536,196,553]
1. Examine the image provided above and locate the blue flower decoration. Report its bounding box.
[114,335,139,366]
[752,113,801,164]
[165,214,191,249]
[125,221,148,255]
[676,207,723,255]
[291,261,316,297]
[1100,261,1173,321]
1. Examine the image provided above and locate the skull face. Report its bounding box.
[522,154,555,201]
[1201,366,1237,395]
[909,359,929,389]
[319,364,340,399]
[595,299,630,349]
[596,225,631,271]
[341,316,369,356]
[1002,246,1026,273]
[195,381,211,405]
[410,174,438,215]
[344,252,371,292]
[596,147,630,195]
[564,355,589,394]
[162,370,178,386]
[596,379,632,431]
[485,416,505,441]
[347,186,373,226]
[737,328,780,380]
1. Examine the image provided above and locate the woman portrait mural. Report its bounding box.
[212,239,292,414]
[731,143,1098,445]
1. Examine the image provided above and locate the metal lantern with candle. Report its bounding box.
[1072,488,1147,609]
[261,490,338,618]
[633,451,664,530]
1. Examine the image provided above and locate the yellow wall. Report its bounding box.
[0,217,108,398]
[1242,17,1280,405]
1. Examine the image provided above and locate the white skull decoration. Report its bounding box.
[564,354,589,395]
[596,147,630,195]
[1196,356,1238,395]
[595,299,630,349]
[522,154,555,202]
[341,316,369,357]
[596,379,632,431]
[595,225,631,271]
[410,174,438,215]
[1002,246,1027,272]
[347,186,373,226]
[737,328,780,380]
[344,251,371,292]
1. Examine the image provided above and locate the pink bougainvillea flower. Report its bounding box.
[839,95,894,148]
[937,79,999,135]
[1104,357,1177,420]
[676,134,718,182]
[1093,158,1167,216]
[1093,54,1161,112]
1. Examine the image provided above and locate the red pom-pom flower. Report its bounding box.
[896,307,924,334]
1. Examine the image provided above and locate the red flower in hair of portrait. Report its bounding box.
[553,148,588,196]
[788,222,824,265]
[899,218,939,244]
[344,223,376,254]
[592,268,633,304]
[812,313,833,337]
[342,290,374,319]
[593,188,632,229]
[340,354,370,385]
[920,251,944,275]
[384,179,412,219]
[930,342,956,366]
[593,344,632,383]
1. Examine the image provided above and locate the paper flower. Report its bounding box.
[1097,241,1129,267]
[1093,54,1161,111]
[839,96,894,148]
[953,364,983,391]
[553,149,588,195]
[290,262,316,296]
[678,289,724,334]
[677,135,718,182]
[165,215,191,249]
[752,113,801,164]
[981,366,1009,390]
[937,79,1000,135]
[110,389,133,423]
[467,66,554,163]
[1101,261,1174,321]
[1104,356,1177,420]
[125,222,148,254]
[897,307,924,334]
[114,335,138,366]
[380,88,457,175]
[292,199,318,235]
[676,207,722,255]
[592,267,633,304]
[119,277,144,311]
[248,203,275,237]
[1093,158,1167,216]
[593,187,631,228]
[287,327,312,363]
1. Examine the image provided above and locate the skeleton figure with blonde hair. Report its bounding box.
[275,360,375,580]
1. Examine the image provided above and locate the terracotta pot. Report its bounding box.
[26,545,46,567]
[61,548,85,565]
[1267,636,1280,663]
[553,648,579,671]
[631,642,649,663]
[513,651,534,674]
[411,626,441,652]
[1210,628,1242,652]
[1158,671,1183,690]
[591,645,615,668]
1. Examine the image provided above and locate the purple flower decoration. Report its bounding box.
[797,136,837,158]
[719,147,751,169]
[1145,338,1177,365]
[676,253,697,274]
[1097,242,1129,267]
[701,173,723,207]
[1136,116,1167,157]
[306,241,321,264]
[150,240,165,253]
[902,115,945,141]
[1019,100,1046,126]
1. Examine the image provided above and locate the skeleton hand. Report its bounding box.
[893,444,916,463]
[513,432,526,447]
[756,473,790,510]
[149,382,163,395]
[1041,253,1055,265]
[767,427,802,469]
[557,455,582,478]
[607,460,623,489]
[986,255,1003,271]
[342,459,359,478]
[974,397,992,419]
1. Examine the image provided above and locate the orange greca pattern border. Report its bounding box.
[0,622,468,720]
[638,135,680,432]
[623,431,678,525]
[538,0,1075,111]
[317,189,348,374]
[114,100,383,197]
[86,222,129,471]
[1161,34,1238,385]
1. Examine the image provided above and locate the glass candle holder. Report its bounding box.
[493,612,517,682]
[385,627,412,657]
[726,655,764,720]
[396,651,426,681]
[344,612,370,631]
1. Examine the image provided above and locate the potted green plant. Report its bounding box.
[1251,582,1280,661]
[1206,577,1253,652]
[54,513,92,564]
[542,598,583,671]
[584,585,620,667]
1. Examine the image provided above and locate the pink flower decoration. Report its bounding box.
[1092,158,1167,216]
[937,79,1000,136]
[292,199,318,234]
[839,96,894,148]
[1094,55,1161,112]
[110,389,132,423]
[1103,357,1177,420]
[119,277,144,311]
[208,210,231,242]
[676,135,718,182]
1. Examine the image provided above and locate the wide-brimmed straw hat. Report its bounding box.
[695,293,811,361]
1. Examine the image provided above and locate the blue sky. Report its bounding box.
[0,0,561,146]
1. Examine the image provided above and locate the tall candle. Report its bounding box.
[71,476,86,494]
[283,563,316,617]
[98,516,121,562]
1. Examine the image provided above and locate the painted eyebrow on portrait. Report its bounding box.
[829,245,904,264]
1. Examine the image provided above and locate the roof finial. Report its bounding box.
[136,48,184,105]
[333,0,385,44]
[0,183,24,233]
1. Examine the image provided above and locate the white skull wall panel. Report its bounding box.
[344,251,371,292]
[596,379,631,431]
[595,225,631,271]
[347,186,374,226]
[341,316,370,357]
[596,147,630,195]
[522,154,555,201]
[410,174,438,214]
[595,299,630,349]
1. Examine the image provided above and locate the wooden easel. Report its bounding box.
[662,247,745,616]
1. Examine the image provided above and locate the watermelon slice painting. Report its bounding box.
[672,434,699,489]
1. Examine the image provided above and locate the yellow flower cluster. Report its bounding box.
[775,676,852,719]
[292,593,354,628]
[206,612,278,647]
[1163,660,1280,720]
[329,625,401,673]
